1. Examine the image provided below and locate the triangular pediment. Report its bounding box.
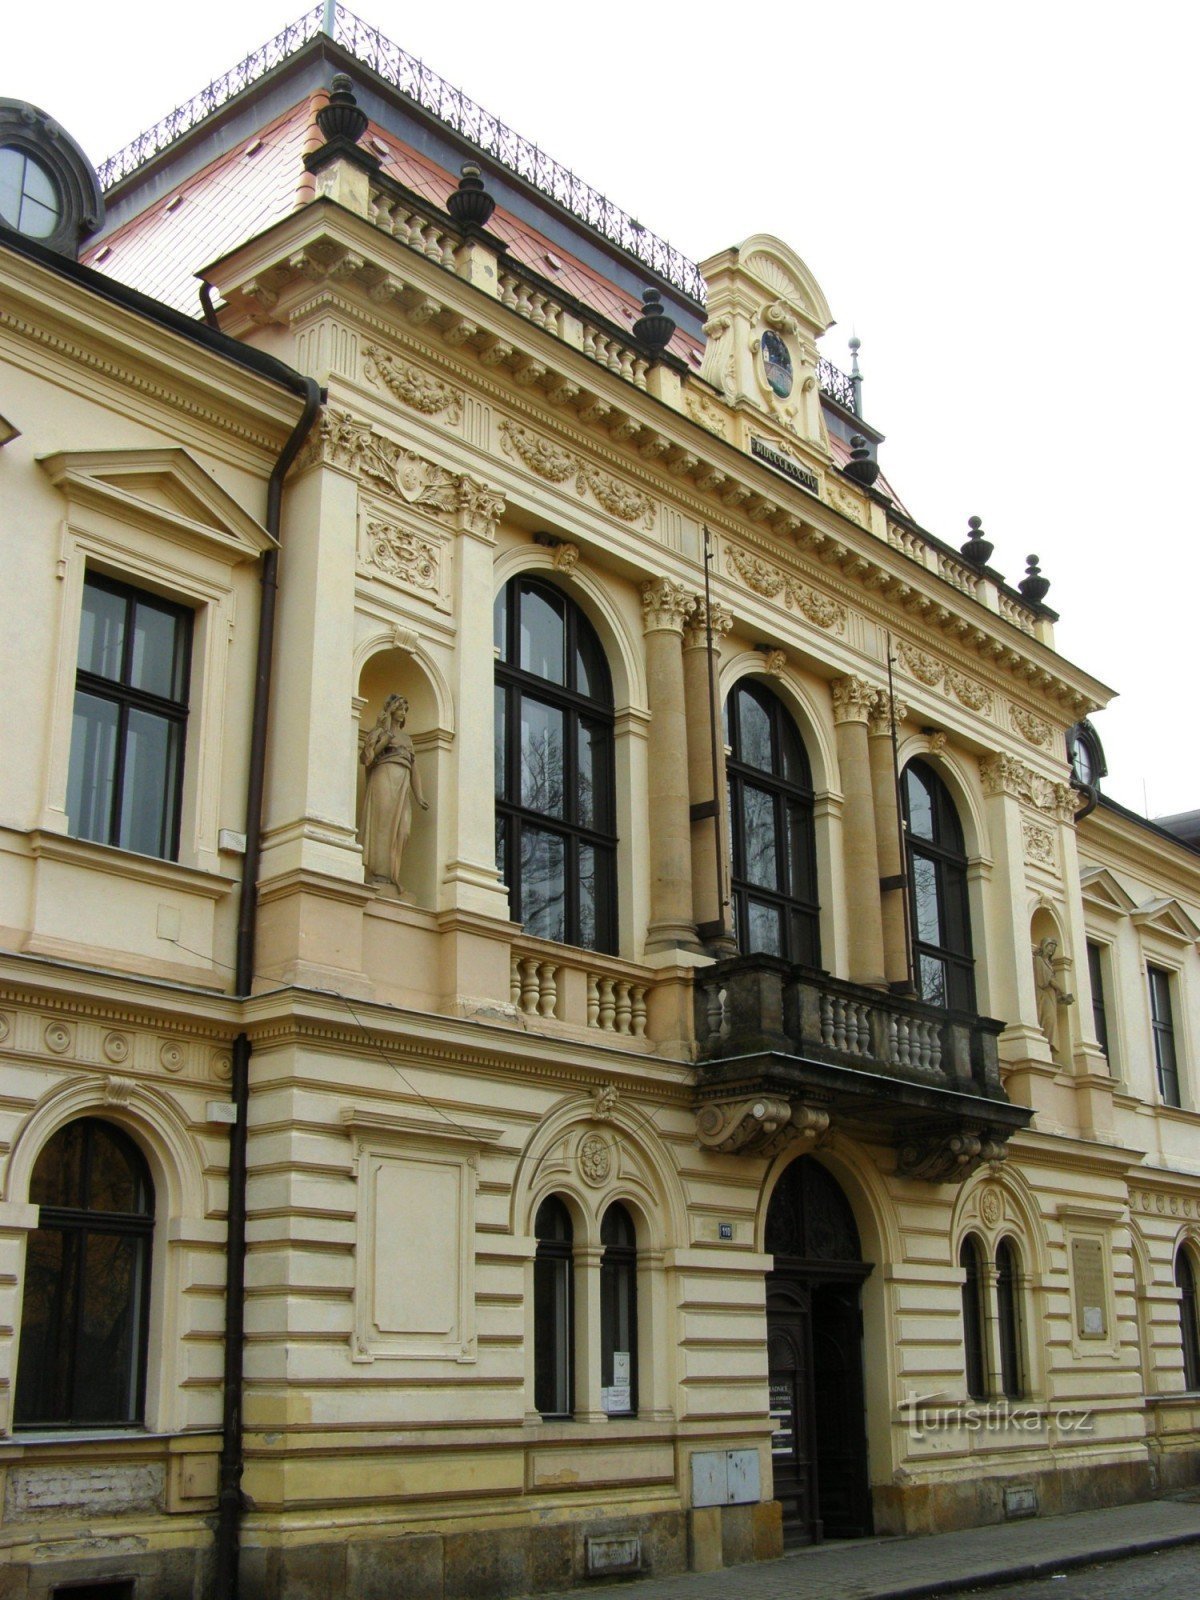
[1130,897,1200,944]
[1079,866,1137,916]
[38,447,274,561]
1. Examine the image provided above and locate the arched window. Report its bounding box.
[494,578,616,952]
[533,1196,574,1418]
[1176,1249,1200,1391]
[600,1203,638,1417]
[995,1238,1024,1399]
[725,680,820,966]
[902,760,975,1011]
[15,1118,154,1428]
[960,1235,987,1400]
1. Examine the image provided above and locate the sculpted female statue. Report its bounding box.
[360,694,428,893]
[1033,936,1074,1052]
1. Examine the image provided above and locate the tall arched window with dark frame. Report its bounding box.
[725,679,820,967]
[901,760,975,1011]
[15,1117,154,1429]
[494,578,617,953]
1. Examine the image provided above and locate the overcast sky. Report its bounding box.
[12,1,1197,817]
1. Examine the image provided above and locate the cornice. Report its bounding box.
[0,255,295,459]
[215,205,1110,717]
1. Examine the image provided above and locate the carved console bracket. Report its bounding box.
[896,1126,1008,1185]
[695,1096,830,1157]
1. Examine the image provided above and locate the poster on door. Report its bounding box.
[602,1351,631,1414]
[770,1381,794,1457]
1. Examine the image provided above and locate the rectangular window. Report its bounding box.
[1148,966,1180,1107]
[1087,941,1110,1065]
[66,574,192,860]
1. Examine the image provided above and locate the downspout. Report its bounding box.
[214,375,322,1600]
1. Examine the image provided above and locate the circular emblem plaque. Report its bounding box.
[578,1132,612,1187]
[760,329,794,399]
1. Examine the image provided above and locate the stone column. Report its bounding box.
[831,676,886,988]
[867,689,912,990]
[682,601,734,950]
[641,579,699,953]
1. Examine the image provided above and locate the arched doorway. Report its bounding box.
[765,1157,872,1543]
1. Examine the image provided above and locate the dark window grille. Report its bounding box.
[600,1203,638,1417]
[726,680,820,967]
[67,573,192,861]
[959,1235,987,1400]
[494,578,616,952]
[1087,941,1110,1064]
[15,1118,154,1429]
[1148,966,1180,1107]
[533,1196,574,1419]
[901,760,975,1012]
[996,1239,1024,1400]
[1177,1250,1200,1392]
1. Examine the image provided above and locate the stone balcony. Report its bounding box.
[693,955,1030,1183]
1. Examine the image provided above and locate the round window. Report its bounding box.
[0,146,61,238]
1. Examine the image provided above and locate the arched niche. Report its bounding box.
[1029,902,1073,1065]
[356,647,445,909]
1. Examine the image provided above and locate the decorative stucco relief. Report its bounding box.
[895,642,993,715]
[365,517,440,594]
[979,752,1077,821]
[1011,705,1053,748]
[725,544,846,632]
[364,345,463,423]
[684,388,729,438]
[499,419,654,526]
[1022,817,1057,870]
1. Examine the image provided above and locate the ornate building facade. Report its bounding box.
[1,14,1197,1598]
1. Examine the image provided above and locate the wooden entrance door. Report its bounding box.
[766,1279,817,1540]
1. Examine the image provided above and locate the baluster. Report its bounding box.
[518,956,539,1015]
[614,981,632,1035]
[500,274,519,311]
[597,977,616,1032]
[705,981,724,1046]
[929,1025,943,1072]
[887,1014,899,1064]
[820,993,835,1047]
[510,955,521,1009]
[631,986,648,1038]
[587,974,600,1028]
[439,233,457,271]
[618,348,635,383]
[537,962,558,1018]
[582,326,598,362]
[896,1016,912,1067]
[633,359,649,391]
[915,1020,931,1072]
[856,1003,871,1056]
[838,998,857,1049]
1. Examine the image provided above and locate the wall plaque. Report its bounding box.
[751,436,818,494]
[1071,1237,1107,1339]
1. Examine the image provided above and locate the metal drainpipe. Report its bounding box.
[214,376,322,1600]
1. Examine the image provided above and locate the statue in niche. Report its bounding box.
[360,694,428,893]
[1033,937,1073,1052]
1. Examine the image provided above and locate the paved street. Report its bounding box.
[947,1544,1199,1598]
[536,1499,1200,1600]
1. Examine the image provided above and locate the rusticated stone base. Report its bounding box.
[873,1456,1158,1537]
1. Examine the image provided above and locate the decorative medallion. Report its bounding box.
[159,1040,186,1073]
[1012,706,1053,748]
[102,1031,130,1064]
[213,1052,233,1082]
[760,328,794,399]
[578,1131,613,1186]
[44,1021,72,1055]
[979,1186,1004,1227]
[1022,818,1056,869]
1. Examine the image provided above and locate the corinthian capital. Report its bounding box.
[683,600,734,650]
[867,689,908,737]
[831,675,877,725]
[641,578,696,634]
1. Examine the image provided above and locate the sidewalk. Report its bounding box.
[537,1498,1200,1600]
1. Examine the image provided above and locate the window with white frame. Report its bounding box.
[1148,965,1181,1107]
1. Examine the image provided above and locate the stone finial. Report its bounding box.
[632,288,677,356]
[1018,554,1051,605]
[446,163,496,230]
[316,74,369,146]
[960,515,994,568]
[842,434,880,488]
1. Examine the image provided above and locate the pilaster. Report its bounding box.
[831,675,885,987]
[641,580,700,953]
[682,602,734,950]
